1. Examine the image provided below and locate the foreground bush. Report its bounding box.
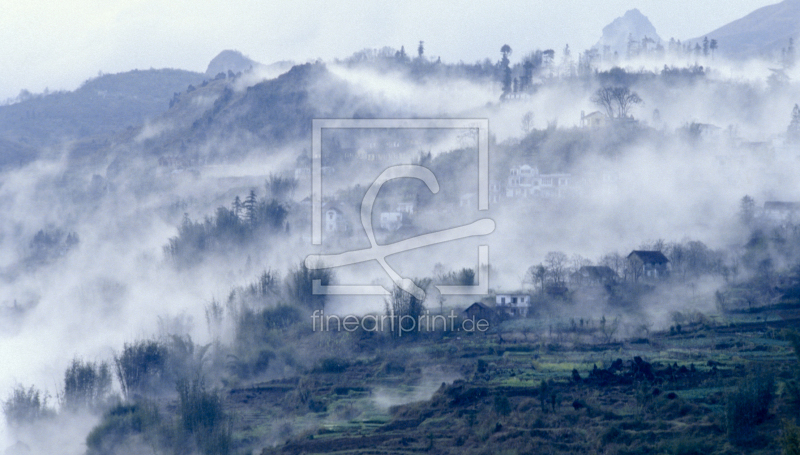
[114,339,169,399]
[61,358,113,413]
[86,402,163,455]
[726,373,775,446]
[177,378,231,455]
[2,385,53,426]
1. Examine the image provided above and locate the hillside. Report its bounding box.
[0,68,204,148]
[687,0,800,60]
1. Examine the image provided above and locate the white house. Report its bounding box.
[495,294,530,317]
[581,110,608,128]
[396,201,415,215]
[506,165,571,199]
[323,203,349,233]
[380,212,403,231]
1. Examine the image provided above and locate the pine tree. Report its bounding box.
[232,196,242,218]
[500,44,512,97]
[244,190,257,225]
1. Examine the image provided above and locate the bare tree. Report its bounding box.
[599,252,625,277]
[591,86,642,119]
[545,252,568,285]
[525,264,547,294]
[570,254,592,273]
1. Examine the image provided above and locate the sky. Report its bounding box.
[0,0,781,101]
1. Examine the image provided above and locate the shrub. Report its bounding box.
[114,339,168,398]
[85,402,163,455]
[2,385,53,426]
[286,262,333,310]
[62,358,113,413]
[176,378,231,455]
[726,373,775,446]
[782,420,800,455]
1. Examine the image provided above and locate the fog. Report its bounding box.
[2,35,800,453]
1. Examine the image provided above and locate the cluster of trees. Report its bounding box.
[26,228,79,266]
[523,238,731,295]
[163,189,289,267]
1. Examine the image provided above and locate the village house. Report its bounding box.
[627,250,669,281]
[506,165,571,199]
[580,110,608,128]
[380,212,403,231]
[323,203,350,234]
[495,293,530,317]
[395,201,415,215]
[462,302,495,322]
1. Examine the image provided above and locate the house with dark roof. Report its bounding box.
[570,265,618,286]
[627,250,669,281]
[462,302,495,322]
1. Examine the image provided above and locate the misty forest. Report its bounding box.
[5,4,800,455]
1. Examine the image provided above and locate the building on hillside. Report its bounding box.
[627,250,669,281]
[495,293,530,317]
[395,201,415,215]
[462,302,495,322]
[581,110,608,128]
[323,203,350,234]
[506,165,571,199]
[380,212,403,231]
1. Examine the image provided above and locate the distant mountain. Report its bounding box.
[595,9,662,57]
[127,62,397,164]
[206,50,260,76]
[687,0,800,60]
[0,68,204,148]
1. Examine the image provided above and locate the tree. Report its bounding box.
[418,41,424,58]
[525,264,547,294]
[287,261,334,310]
[591,86,642,119]
[62,358,112,413]
[385,279,429,337]
[266,174,297,201]
[244,189,258,224]
[710,39,718,59]
[521,111,535,134]
[545,252,568,285]
[703,37,709,56]
[500,44,512,97]
[740,195,756,226]
[789,104,800,143]
[232,196,242,218]
[395,46,408,63]
[599,252,625,277]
